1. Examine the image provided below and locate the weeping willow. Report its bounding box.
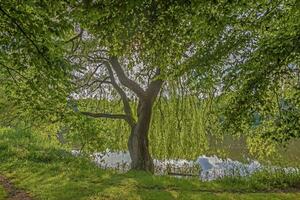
[63,78,226,161]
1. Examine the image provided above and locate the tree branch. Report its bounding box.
[146,68,164,103]
[104,61,136,126]
[65,29,83,43]
[80,112,127,120]
[0,6,50,65]
[109,56,146,99]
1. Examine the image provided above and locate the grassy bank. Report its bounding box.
[0,186,6,200]
[0,128,299,200]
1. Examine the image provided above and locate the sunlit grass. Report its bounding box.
[0,128,299,200]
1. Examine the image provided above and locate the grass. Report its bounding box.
[0,185,6,200]
[0,128,299,200]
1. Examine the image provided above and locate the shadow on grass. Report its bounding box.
[0,128,300,200]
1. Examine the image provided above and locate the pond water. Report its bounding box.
[71,132,300,181]
[203,135,300,166]
[71,149,298,181]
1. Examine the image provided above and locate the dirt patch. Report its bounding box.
[0,175,33,200]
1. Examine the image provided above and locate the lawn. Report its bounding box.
[0,128,299,200]
[0,186,6,200]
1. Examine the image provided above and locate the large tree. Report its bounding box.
[1,0,298,172]
[69,0,253,171]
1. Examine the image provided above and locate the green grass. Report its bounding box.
[0,128,299,200]
[0,185,6,200]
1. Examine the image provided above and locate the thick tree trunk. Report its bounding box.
[108,57,163,173]
[128,100,154,172]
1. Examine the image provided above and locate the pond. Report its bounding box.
[72,139,300,181]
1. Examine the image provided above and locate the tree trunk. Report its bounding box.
[128,100,154,173]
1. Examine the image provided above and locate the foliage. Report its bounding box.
[220,0,300,146]
[186,0,300,146]
[59,97,216,159]
[0,0,299,163]
[0,0,76,126]
[74,1,199,68]
[54,97,300,165]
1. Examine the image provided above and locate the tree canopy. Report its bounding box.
[0,0,299,170]
[0,1,75,125]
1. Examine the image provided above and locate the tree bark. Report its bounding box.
[128,100,154,172]
[93,58,163,173]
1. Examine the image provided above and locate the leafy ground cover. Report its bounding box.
[0,128,299,200]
